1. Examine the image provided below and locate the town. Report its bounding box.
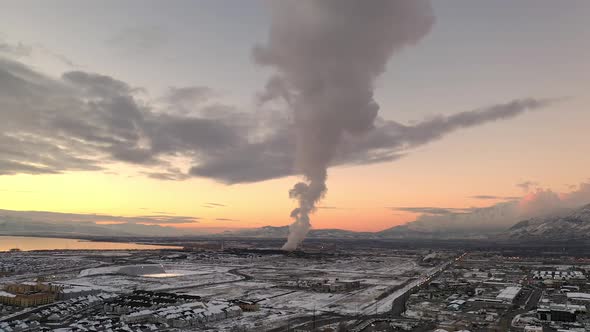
[1,240,589,331]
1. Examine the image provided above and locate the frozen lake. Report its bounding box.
[0,235,181,251]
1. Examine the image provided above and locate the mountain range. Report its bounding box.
[505,203,590,240]
[222,224,491,240]
[224,203,590,241]
[2,203,590,241]
[0,218,185,238]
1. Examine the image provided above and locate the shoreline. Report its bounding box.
[0,235,183,252]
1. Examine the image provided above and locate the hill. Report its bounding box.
[223,226,375,239]
[506,203,590,240]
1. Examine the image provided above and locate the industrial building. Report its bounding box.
[496,286,522,303]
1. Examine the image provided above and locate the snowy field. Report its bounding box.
[64,264,241,292]
[43,248,451,330]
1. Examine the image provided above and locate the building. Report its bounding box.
[537,306,579,323]
[566,292,590,303]
[234,300,259,312]
[5,281,62,294]
[0,282,62,307]
[103,290,202,314]
[120,301,242,327]
[57,285,102,300]
[496,286,521,303]
[532,270,586,281]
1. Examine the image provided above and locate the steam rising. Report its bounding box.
[254,0,435,250]
[393,180,590,235]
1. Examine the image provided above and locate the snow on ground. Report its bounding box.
[66,264,242,293]
[78,266,122,277]
[45,249,450,330]
[181,281,276,299]
[142,269,210,278]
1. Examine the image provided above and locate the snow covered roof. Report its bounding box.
[566,292,590,301]
[60,285,96,293]
[496,286,521,301]
[0,291,16,298]
[127,309,154,317]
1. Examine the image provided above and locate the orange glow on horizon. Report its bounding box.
[94,221,127,225]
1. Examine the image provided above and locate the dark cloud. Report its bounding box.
[215,218,239,222]
[191,98,558,184]
[392,207,474,215]
[471,195,520,200]
[0,209,199,225]
[63,71,136,98]
[189,128,295,183]
[202,202,227,209]
[0,56,559,183]
[0,57,245,177]
[206,203,226,207]
[337,98,559,167]
[146,170,191,181]
[131,215,200,224]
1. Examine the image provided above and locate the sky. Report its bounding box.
[0,0,589,233]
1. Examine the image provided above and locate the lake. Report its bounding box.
[0,236,181,251]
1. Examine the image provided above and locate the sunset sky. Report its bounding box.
[1,0,589,233]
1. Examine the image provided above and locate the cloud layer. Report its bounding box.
[394,180,590,234]
[0,209,200,225]
[0,54,558,184]
[392,207,475,216]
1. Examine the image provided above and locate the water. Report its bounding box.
[0,236,181,251]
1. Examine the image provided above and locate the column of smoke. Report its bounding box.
[254,0,435,251]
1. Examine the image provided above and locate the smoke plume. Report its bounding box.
[254,0,435,250]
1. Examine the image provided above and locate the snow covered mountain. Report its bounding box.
[506,203,590,240]
[0,217,185,237]
[224,226,375,239]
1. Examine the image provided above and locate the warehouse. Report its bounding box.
[496,286,521,303]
